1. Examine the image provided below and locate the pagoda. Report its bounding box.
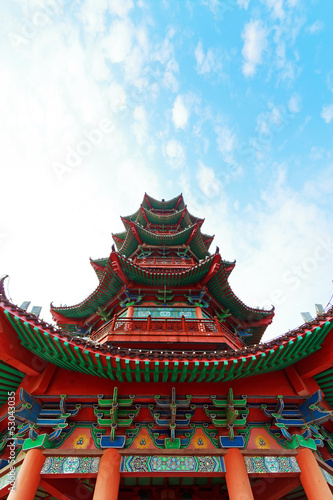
[0,193,333,500]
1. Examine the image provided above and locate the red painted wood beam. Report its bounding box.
[27,363,57,395]
[296,325,333,378]
[0,485,9,499]
[99,332,240,346]
[200,254,221,285]
[186,224,199,246]
[140,207,150,226]
[144,194,152,208]
[0,313,40,376]
[252,477,301,500]
[44,478,94,500]
[111,253,131,286]
[175,194,183,210]
[130,222,143,245]
[39,479,72,500]
[178,207,187,226]
[285,365,310,396]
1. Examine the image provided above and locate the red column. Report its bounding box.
[297,448,333,500]
[93,449,121,500]
[195,306,203,319]
[225,449,254,500]
[8,448,45,500]
[126,306,134,318]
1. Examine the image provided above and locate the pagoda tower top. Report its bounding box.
[50,194,274,348]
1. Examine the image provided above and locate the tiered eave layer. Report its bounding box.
[2,293,333,384]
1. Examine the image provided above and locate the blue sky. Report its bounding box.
[0,0,332,340]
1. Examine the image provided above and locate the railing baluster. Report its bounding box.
[111,314,117,331]
[214,316,222,332]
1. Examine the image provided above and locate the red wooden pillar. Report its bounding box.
[297,448,333,500]
[8,448,45,500]
[93,449,121,500]
[195,306,203,319]
[126,306,134,318]
[225,449,254,500]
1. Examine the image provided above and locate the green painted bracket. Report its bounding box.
[165,437,181,449]
[285,434,317,450]
[211,389,247,408]
[22,433,54,451]
[94,408,139,418]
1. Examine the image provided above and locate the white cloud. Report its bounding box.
[288,94,301,114]
[200,0,221,16]
[108,0,134,17]
[172,95,189,129]
[256,105,284,136]
[216,125,236,163]
[197,162,220,197]
[321,104,333,124]
[152,31,179,92]
[237,0,250,9]
[220,167,333,340]
[132,105,148,145]
[78,0,108,34]
[105,82,127,111]
[309,147,324,161]
[195,41,221,75]
[307,20,324,35]
[264,0,285,20]
[241,20,268,77]
[164,139,186,169]
[102,19,133,63]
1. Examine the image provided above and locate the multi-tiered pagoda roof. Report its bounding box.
[50,194,274,346]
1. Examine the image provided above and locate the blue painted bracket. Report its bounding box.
[100,435,126,448]
[219,436,245,448]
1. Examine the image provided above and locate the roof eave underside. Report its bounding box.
[51,259,123,320]
[207,267,274,344]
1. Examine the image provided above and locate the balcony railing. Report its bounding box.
[148,224,179,232]
[149,209,175,215]
[135,257,194,266]
[90,316,245,348]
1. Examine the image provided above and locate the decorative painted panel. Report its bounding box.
[121,455,225,473]
[244,456,300,474]
[132,307,199,319]
[41,456,100,475]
